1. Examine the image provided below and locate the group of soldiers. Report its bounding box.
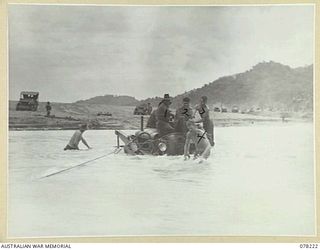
[146,94,214,147]
[62,94,214,163]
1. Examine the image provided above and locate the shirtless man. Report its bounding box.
[184,120,211,162]
[64,124,91,150]
[195,96,215,146]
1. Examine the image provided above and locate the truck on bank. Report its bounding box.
[16,91,39,111]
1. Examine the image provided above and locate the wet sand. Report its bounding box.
[9,101,311,130]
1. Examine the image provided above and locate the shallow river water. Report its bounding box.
[8,123,315,237]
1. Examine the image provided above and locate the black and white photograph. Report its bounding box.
[7,3,315,238]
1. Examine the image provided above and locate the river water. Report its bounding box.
[8,123,315,237]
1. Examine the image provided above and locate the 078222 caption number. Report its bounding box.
[300,244,318,248]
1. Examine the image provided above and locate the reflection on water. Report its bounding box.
[8,123,315,237]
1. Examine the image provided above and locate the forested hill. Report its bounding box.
[142,61,313,111]
[75,61,313,112]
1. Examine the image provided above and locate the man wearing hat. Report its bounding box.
[64,124,91,150]
[155,94,175,136]
[174,96,194,135]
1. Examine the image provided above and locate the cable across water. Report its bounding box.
[39,148,121,179]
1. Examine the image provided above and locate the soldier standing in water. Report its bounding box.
[174,97,194,135]
[156,94,175,136]
[195,96,215,146]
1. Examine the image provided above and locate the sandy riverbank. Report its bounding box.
[9,101,312,130]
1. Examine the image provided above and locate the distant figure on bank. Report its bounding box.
[46,102,52,117]
[156,94,175,136]
[64,124,91,150]
[174,97,194,135]
[195,96,215,146]
[146,103,153,115]
[184,120,211,163]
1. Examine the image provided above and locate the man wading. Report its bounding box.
[195,96,215,146]
[64,124,91,150]
[184,120,211,163]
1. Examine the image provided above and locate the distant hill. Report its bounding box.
[142,61,313,111]
[76,94,140,106]
[75,61,313,112]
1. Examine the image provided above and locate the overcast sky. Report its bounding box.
[9,4,314,102]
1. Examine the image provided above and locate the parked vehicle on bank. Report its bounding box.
[134,103,152,115]
[97,112,112,116]
[221,107,228,113]
[232,106,239,113]
[16,91,39,111]
[213,107,221,112]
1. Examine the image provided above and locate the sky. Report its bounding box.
[9,4,314,102]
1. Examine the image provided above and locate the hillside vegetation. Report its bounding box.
[142,61,313,111]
